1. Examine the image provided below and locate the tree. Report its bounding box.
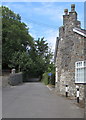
[9,51,34,72]
[2,6,34,69]
[29,37,53,77]
[2,6,54,80]
[35,37,48,56]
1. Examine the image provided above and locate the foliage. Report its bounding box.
[42,72,49,85]
[9,51,33,72]
[26,37,53,77]
[2,6,54,80]
[35,37,48,56]
[2,6,34,68]
[42,62,55,85]
[35,37,53,72]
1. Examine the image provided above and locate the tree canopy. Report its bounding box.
[2,6,54,78]
[2,6,34,68]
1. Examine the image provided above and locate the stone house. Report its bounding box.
[54,4,86,100]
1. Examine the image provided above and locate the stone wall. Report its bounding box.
[55,4,85,100]
[8,72,23,86]
[55,72,85,100]
[84,85,86,119]
[55,34,85,99]
[2,76,10,87]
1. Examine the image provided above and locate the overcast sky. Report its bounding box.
[2,2,84,52]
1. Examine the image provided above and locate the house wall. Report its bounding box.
[55,4,85,100]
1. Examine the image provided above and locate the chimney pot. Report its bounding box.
[64,9,68,15]
[71,4,75,12]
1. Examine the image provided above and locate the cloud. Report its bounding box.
[2,0,85,2]
[43,29,59,52]
[27,23,39,39]
[31,2,64,23]
[28,22,59,52]
[2,1,84,53]
[2,2,63,27]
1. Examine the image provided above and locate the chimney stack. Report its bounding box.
[71,4,75,12]
[63,9,69,25]
[64,9,68,15]
[63,4,80,28]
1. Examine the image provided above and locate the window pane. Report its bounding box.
[84,61,86,67]
[75,61,86,83]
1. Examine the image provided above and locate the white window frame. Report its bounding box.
[55,67,58,83]
[75,61,86,84]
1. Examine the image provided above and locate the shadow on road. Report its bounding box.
[25,78,40,82]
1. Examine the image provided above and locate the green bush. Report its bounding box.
[42,72,55,85]
[51,72,55,85]
[42,72,49,85]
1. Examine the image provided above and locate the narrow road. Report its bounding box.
[2,82,84,118]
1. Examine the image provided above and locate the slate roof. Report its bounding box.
[73,27,86,37]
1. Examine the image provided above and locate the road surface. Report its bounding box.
[2,82,84,118]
